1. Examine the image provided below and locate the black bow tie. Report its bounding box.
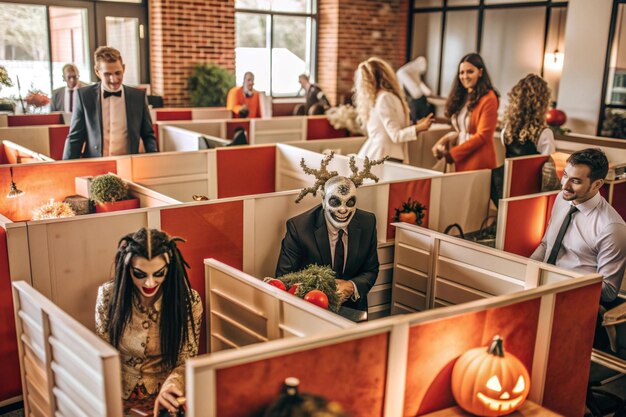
[103,90,122,99]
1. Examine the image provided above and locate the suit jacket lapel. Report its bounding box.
[314,208,332,267]
[346,214,361,276]
[94,83,103,152]
[123,85,133,154]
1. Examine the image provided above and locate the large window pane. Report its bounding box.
[414,0,442,7]
[440,10,478,97]
[448,0,479,5]
[606,4,626,106]
[50,7,90,90]
[106,16,140,85]
[0,3,51,100]
[411,12,441,95]
[272,15,311,96]
[482,7,545,108]
[236,12,270,94]
[236,0,314,13]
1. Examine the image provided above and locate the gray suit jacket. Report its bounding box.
[50,82,87,112]
[62,83,157,159]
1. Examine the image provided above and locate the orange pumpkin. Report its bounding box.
[398,211,417,224]
[451,336,530,416]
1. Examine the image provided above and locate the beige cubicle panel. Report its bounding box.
[391,222,583,314]
[249,116,307,144]
[12,281,123,417]
[205,259,354,352]
[287,136,367,156]
[0,126,51,156]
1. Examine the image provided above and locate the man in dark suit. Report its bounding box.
[50,64,87,113]
[62,46,157,159]
[276,175,379,311]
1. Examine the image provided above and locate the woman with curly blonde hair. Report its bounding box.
[355,57,433,163]
[502,73,555,155]
[491,74,556,206]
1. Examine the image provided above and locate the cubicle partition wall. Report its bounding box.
[0,140,53,164]
[188,259,601,417]
[12,281,123,417]
[0,124,69,160]
[7,113,66,127]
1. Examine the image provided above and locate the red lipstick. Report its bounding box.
[143,286,157,295]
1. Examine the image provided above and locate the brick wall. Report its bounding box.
[148,0,408,107]
[149,0,235,107]
[318,0,409,105]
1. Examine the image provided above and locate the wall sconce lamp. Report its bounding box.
[7,167,25,198]
[544,9,565,71]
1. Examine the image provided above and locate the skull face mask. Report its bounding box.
[322,176,357,230]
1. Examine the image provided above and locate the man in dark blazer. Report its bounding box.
[62,46,157,159]
[276,176,379,311]
[50,64,86,113]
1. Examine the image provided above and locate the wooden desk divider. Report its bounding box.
[186,260,601,417]
[391,221,584,314]
[1,140,53,164]
[12,280,123,417]
[205,259,354,352]
[249,116,307,144]
[8,113,65,127]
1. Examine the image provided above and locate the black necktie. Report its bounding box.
[68,89,74,112]
[103,90,122,99]
[546,205,579,265]
[333,230,345,277]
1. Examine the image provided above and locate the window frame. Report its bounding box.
[235,1,319,98]
[407,0,568,97]
[598,0,626,136]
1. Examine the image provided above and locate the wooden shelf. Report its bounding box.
[420,401,563,417]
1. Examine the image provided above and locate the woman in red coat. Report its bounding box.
[433,53,499,172]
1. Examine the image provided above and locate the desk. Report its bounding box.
[421,401,563,417]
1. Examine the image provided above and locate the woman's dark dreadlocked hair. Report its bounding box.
[106,228,195,370]
[445,53,499,118]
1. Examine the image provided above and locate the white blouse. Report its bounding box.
[357,91,416,162]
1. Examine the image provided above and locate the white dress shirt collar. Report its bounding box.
[572,191,602,217]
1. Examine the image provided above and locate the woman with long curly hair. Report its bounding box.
[491,74,556,205]
[432,53,499,172]
[355,57,434,163]
[95,228,202,416]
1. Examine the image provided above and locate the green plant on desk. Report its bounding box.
[90,174,129,204]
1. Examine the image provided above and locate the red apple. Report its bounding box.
[304,290,329,309]
[546,108,566,127]
[288,283,300,295]
[266,278,286,291]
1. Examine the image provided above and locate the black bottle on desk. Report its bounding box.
[263,377,302,417]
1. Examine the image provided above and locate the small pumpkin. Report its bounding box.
[451,336,530,416]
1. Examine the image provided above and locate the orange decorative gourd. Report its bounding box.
[451,336,530,416]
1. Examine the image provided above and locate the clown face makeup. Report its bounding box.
[130,254,168,305]
[322,176,357,230]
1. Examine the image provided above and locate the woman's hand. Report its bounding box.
[431,132,458,158]
[415,113,434,134]
[154,384,183,416]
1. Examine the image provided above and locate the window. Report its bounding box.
[235,0,317,97]
[409,1,568,105]
[599,1,626,137]
[0,2,90,111]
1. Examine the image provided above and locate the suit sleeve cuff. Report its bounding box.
[350,281,360,301]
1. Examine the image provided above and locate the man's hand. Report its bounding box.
[153,384,183,417]
[336,279,355,303]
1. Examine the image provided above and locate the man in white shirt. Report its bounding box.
[531,148,626,306]
[50,64,86,113]
[62,46,157,159]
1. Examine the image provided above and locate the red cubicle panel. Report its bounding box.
[509,156,549,198]
[503,194,556,257]
[48,125,70,160]
[160,201,244,354]
[404,298,540,415]
[543,282,602,416]
[214,333,389,417]
[8,114,64,127]
[306,117,348,140]
[0,227,21,403]
[155,109,193,121]
[216,146,275,198]
[0,160,117,221]
[387,179,432,240]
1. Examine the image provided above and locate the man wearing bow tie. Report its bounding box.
[62,46,157,159]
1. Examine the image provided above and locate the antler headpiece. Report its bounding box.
[295,152,387,203]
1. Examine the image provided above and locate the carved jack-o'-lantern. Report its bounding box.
[451,336,530,416]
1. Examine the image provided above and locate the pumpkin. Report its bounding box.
[451,336,530,416]
[546,103,567,127]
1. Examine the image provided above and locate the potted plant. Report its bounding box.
[32,199,75,221]
[24,88,50,113]
[0,65,15,113]
[393,197,427,225]
[187,63,235,107]
[90,174,140,213]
